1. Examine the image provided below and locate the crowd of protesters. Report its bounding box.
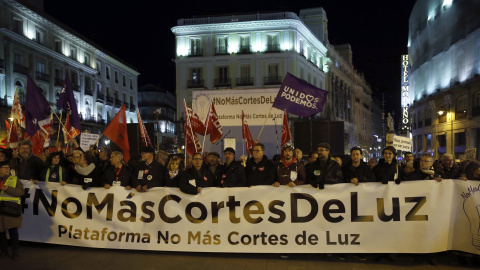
[0,138,479,264]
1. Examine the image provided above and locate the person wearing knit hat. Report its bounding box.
[218,147,246,187]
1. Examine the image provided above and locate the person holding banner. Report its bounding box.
[373,146,404,184]
[434,154,460,181]
[206,152,222,185]
[406,154,436,181]
[103,151,132,189]
[67,151,100,190]
[0,161,24,259]
[342,147,376,185]
[40,151,67,183]
[132,146,165,192]
[306,142,343,189]
[218,148,247,187]
[97,146,112,179]
[274,144,305,187]
[179,153,214,195]
[13,140,44,183]
[164,156,183,187]
[245,143,275,186]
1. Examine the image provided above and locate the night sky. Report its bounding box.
[43,0,416,122]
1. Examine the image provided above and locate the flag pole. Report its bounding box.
[56,110,63,143]
[202,100,212,152]
[50,106,67,131]
[256,102,274,141]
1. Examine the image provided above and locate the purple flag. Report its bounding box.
[272,73,328,117]
[57,71,81,132]
[26,75,50,136]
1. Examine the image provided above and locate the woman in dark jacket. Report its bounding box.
[373,146,405,184]
[179,153,214,195]
[165,156,182,187]
[40,151,67,184]
[68,151,99,190]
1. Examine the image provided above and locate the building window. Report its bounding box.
[215,66,230,87]
[122,75,126,87]
[130,78,133,90]
[454,132,466,155]
[13,18,23,35]
[36,60,48,82]
[426,134,431,150]
[97,62,102,76]
[238,35,251,54]
[35,29,44,44]
[189,38,202,56]
[237,65,252,86]
[265,63,280,85]
[456,96,467,120]
[14,53,24,65]
[473,92,480,117]
[266,34,280,52]
[438,103,447,123]
[188,68,203,88]
[115,71,119,84]
[216,36,228,55]
[55,39,62,53]
[70,46,77,60]
[106,66,110,80]
[84,53,90,67]
[417,110,423,128]
[424,107,432,126]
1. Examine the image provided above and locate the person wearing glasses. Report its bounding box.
[103,151,132,189]
[0,161,25,259]
[13,140,44,182]
[179,153,214,195]
[306,142,343,189]
[217,147,246,187]
[406,154,436,181]
[245,143,275,186]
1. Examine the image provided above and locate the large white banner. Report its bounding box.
[18,180,480,254]
[192,89,283,126]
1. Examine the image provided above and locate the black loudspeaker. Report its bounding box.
[294,121,345,155]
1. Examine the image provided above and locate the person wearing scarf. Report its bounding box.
[273,144,305,187]
[165,156,182,187]
[406,154,436,181]
[103,151,132,189]
[40,152,67,184]
[0,161,24,259]
[68,152,99,190]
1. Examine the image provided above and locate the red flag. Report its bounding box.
[281,110,292,148]
[241,110,255,156]
[184,100,202,155]
[62,114,81,143]
[205,103,222,144]
[11,88,26,129]
[103,105,130,162]
[7,119,23,149]
[137,109,153,148]
[185,103,206,135]
[25,114,53,155]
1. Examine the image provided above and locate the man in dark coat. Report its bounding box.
[103,151,132,189]
[206,152,222,186]
[14,140,44,181]
[434,154,459,181]
[246,143,275,186]
[342,147,376,185]
[307,142,343,189]
[274,144,305,187]
[406,154,436,181]
[218,147,246,187]
[179,153,214,195]
[132,146,164,192]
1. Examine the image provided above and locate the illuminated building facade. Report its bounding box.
[408,0,480,160]
[0,0,139,142]
[172,8,375,154]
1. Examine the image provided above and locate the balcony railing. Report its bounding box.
[188,48,203,57]
[236,77,254,86]
[214,78,231,88]
[238,45,252,54]
[72,84,80,91]
[187,79,204,88]
[215,46,229,55]
[84,88,93,96]
[54,78,64,86]
[455,110,467,120]
[36,71,49,82]
[106,96,114,105]
[13,64,28,75]
[124,102,130,109]
[265,44,281,53]
[115,99,122,108]
[130,104,135,112]
[264,76,282,85]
